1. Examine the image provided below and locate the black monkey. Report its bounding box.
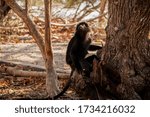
[66,22,102,75]
[50,22,102,99]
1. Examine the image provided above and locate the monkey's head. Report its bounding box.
[76,22,90,34]
[76,22,92,44]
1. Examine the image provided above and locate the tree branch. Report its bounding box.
[33,12,107,28]
[0,65,69,79]
[4,0,46,59]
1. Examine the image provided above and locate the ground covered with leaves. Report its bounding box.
[0,73,79,100]
[0,43,81,100]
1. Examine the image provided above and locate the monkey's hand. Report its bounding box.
[88,45,102,51]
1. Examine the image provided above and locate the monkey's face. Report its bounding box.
[76,22,91,47]
[76,22,90,35]
[84,31,92,43]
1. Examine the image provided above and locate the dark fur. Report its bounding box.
[50,22,102,99]
[66,22,102,74]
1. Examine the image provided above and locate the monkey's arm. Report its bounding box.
[71,53,83,74]
[88,45,102,51]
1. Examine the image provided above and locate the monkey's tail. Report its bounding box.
[49,70,74,100]
[50,78,72,100]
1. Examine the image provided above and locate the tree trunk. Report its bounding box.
[4,0,59,98]
[25,0,28,14]
[44,0,59,97]
[100,0,150,99]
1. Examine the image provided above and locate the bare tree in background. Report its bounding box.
[44,0,59,97]
[3,0,59,97]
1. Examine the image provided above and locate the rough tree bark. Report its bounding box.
[4,0,59,97]
[99,0,150,99]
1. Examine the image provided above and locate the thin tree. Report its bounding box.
[44,0,59,97]
[4,0,59,97]
[25,0,28,14]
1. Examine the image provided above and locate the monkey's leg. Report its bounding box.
[81,55,100,77]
